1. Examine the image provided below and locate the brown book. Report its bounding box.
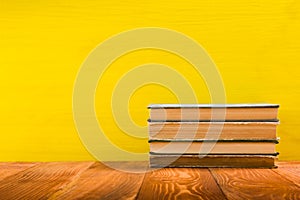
[148,104,279,121]
[149,140,278,155]
[149,121,278,140]
[149,154,277,168]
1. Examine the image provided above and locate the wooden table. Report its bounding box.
[0,161,299,199]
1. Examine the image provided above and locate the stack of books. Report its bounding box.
[148,104,279,168]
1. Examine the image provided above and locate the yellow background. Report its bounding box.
[0,0,299,161]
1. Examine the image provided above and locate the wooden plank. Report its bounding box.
[210,168,300,200]
[0,162,93,200]
[137,168,226,200]
[0,162,36,180]
[276,161,300,168]
[0,162,299,199]
[274,162,300,187]
[274,167,300,187]
[55,162,146,200]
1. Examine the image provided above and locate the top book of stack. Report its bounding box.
[148,104,279,122]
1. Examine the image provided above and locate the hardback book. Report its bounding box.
[149,154,277,168]
[148,121,279,140]
[149,139,278,155]
[148,104,279,121]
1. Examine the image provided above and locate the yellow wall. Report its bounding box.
[0,0,299,161]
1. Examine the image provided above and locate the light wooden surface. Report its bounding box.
[0,161,299,199]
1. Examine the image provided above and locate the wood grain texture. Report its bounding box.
[0,162,93,200]
[276,161,300,168]
[0,162,36,180]
[210,168,300,200]
[274,162,300,187]
[0,162,299,199]
[55,162,146,200]
[274,168,300,188]
[137,168,226,200]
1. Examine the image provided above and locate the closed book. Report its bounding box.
[148,104,279,121]
[149,139,278,155]
[149,154,277,168]
[149,121,278,140]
